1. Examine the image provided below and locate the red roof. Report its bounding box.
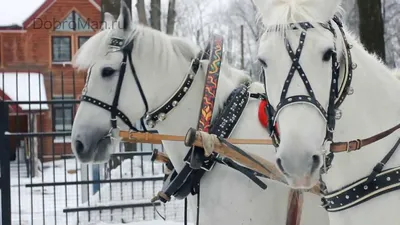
[0,89,23,113]
[22,0,101,29]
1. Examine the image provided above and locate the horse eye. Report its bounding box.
[322,48,334,62]
[102,67,116,77]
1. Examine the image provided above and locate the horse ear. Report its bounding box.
[117,0,133,31]
[102,12,116,30]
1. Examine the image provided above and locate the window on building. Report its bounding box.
[52,36,71,63]
[78,36,91,49]
[52,96,74,142]
[55,11,94,32]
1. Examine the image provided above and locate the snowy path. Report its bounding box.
[10,154,188,225]
[95,221,192,225]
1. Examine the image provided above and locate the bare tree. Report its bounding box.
[150,0,161,31]
[357,0,386,62]
[340,0,400,67]
[136,0,148,25]
[102,0,132,20]
[166,0,177,34]
[216,0,263,78]
[382,0,400,67]
[102,0,120,19]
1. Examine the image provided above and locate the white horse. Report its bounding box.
[70,2,329,225]
[253,0,400,224]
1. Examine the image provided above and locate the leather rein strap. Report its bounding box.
[186,34,224,225]
[330,123,400,153]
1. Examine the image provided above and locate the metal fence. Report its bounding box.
[0,70,186,225]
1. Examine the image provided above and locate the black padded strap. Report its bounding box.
[366,138,400,183]
[322,165,400,212]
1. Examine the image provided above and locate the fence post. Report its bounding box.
[0,101,11,225]
[92,164,100,194]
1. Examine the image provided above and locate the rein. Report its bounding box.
[329,123,400,153]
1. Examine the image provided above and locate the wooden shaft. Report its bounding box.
[184,128,285,182]
[119,129,321,195]
[119,131,273,145]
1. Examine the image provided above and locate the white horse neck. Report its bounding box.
[154,58,252,169]
[151,56,331,225]
[127,27,331,225]
[322,26,400,225]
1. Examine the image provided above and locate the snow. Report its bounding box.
[94,221,191,225]
[10,149,188,225]
[0,72,49,110]
[74,157,190,225]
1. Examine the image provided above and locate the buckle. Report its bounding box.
[322,140,332,173]
[346,142,351,152]
[320,197,329,209]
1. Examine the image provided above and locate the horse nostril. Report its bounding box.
[276,158,285,174]
[75,140,85,154]
[311,154,321,173]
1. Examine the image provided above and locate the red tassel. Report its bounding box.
[258,99,269,128]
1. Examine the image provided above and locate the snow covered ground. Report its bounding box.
[95,221,192,225]
[10,146,190,225]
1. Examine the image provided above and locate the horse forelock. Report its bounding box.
[254,0,344,38]
[72,23,252,92]
[72,29,113,71]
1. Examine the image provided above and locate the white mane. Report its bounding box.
[253,0,344,36]
[72,24,253,88]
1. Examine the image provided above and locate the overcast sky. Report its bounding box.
[0,0,223,26]
[0,0,45,25]
[0,0,165,26]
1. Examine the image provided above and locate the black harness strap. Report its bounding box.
[261,15,400,212]
[81,38,148,133]
[281,31,316,100]
[321,137,400,211]
[80,33,269,225]
[151,83,269,223]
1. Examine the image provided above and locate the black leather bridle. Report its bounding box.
[80,37,149,135]
[80,36,202,138]
[261,16,354,173]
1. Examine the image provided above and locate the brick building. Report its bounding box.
[0,0,101,160]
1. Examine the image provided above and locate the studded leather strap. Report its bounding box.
[273,30,333,128]
[81,95,137,130]
[145,58,200,126]
[322,166,400,212]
